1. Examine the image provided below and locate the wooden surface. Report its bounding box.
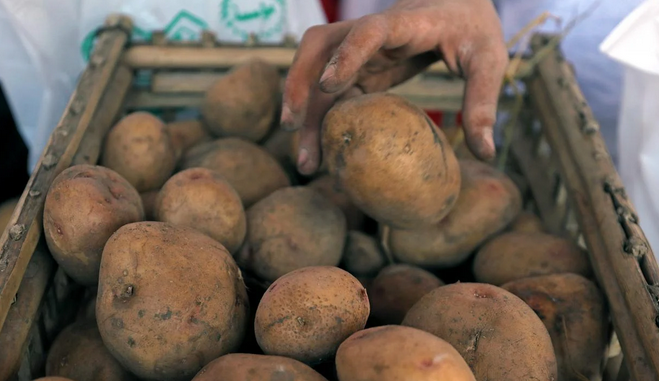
[0,15,132,333]
[527,34,659,381]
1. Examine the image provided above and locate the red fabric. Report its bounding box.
[320,0,339,23]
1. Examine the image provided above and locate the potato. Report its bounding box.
[155,168,246,254]
[388,159,522,268]
[254,266,369,364]
[502,274,607,381]
[43,165,144,285]
[369,264,444,324]
[140,190,159,221]
[403,283,557,381]
[182,138,290,207]
[262,128,296,164]
[336,325,476,381]
[191,353,328,381]
[441,126,477,160]
[166,119,212,160]
[202,59,280,142]
[238,187,346,282]
[101,112,176,192]
[322,93,460,229]
[33,378,74,381]
[96,222,248,381]
[342,231,386,277]
[511,211,545,233]
[473,231,592,286]
[308,175,365,230]
[0,197,18,232]
[46,320,133,381]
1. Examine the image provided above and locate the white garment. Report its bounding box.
[341,0,643,164]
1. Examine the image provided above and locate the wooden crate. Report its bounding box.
[1,14,658,381]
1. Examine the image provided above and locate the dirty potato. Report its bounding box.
[96,222,248,381]
[403,283,557,381]
[341,231,386,277]
[308,175,365,230]
[166,119,212,161]
[510,211,545,233]
[43,165,144,285]
[473,231,592,286]
[254,266,369,364]
[191,353,328,381]
[155,168,246,254]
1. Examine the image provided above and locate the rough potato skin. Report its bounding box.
[201,59,280,142]
[369,264,444,324]
[46,320,133,381]
[254,266,369,364]
[336,325,476,381]
[308,175,365,230]
[341,231,386,276]
[155,168,246,254]
[101,112,176,192]
[389,159,522,268]
[191,353,328,381]
[96,222,249,381]
[0,197,18,232]
[322,93,461,229]
[510,211,545,233]
[182,138,290,207]
[166,119,212,161]
[502,274,607,381]
[43,165,144,285]
[402,283,558,381]
[238,187,347,282]
[473,231,592,286]
[140,190,159,221]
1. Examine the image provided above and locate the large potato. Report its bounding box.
[43,165,144,285]
[101,112,176,192]
[254,266,369,364]
[191,354,328,381]
[336,325,475,381]
[388,159,522,268]
[369,264,443,324]
[202,59,280,142]
[473,231,592,285]
[308,175,365,230]
[166,119,212,161]
[403,283,557,381]
[238,187,346,282]
[342,231,386,277]
[155,168,246,254]
[96,222,248,381]
[322,93,460,229]
[182,138,290,207]
[502,274,607,381]
[46,320,133,381]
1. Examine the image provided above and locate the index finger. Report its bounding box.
[281,22,352,131]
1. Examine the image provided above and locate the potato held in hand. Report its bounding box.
[388,159,522,268]
[43,165,144,285]
[337,325,475,381]
[238,187,346,282]
[46,320,133,381]
[192,354,328,381]
[473,231,591,285]
[202,59,280,142]
[255,266,369,364]
[97,222,248,381]
[182,138,289,207]
[502,274,607,381]
[155,168,246,254]
[101,112,176,192]
[322,93,460,229]
[403,283,557,381]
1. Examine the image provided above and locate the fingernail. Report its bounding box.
[297,148,309,169]
[280,104,296,131]
[319,64,336,86]
[480,127,496,158]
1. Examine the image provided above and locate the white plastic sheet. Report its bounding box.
[0,0,326,171]
[601,0,659,258]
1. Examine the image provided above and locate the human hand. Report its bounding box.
[281,0,508,175]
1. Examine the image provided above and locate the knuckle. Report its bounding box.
[302,24,328,42]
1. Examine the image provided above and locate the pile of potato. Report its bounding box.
[24,59,610,381]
